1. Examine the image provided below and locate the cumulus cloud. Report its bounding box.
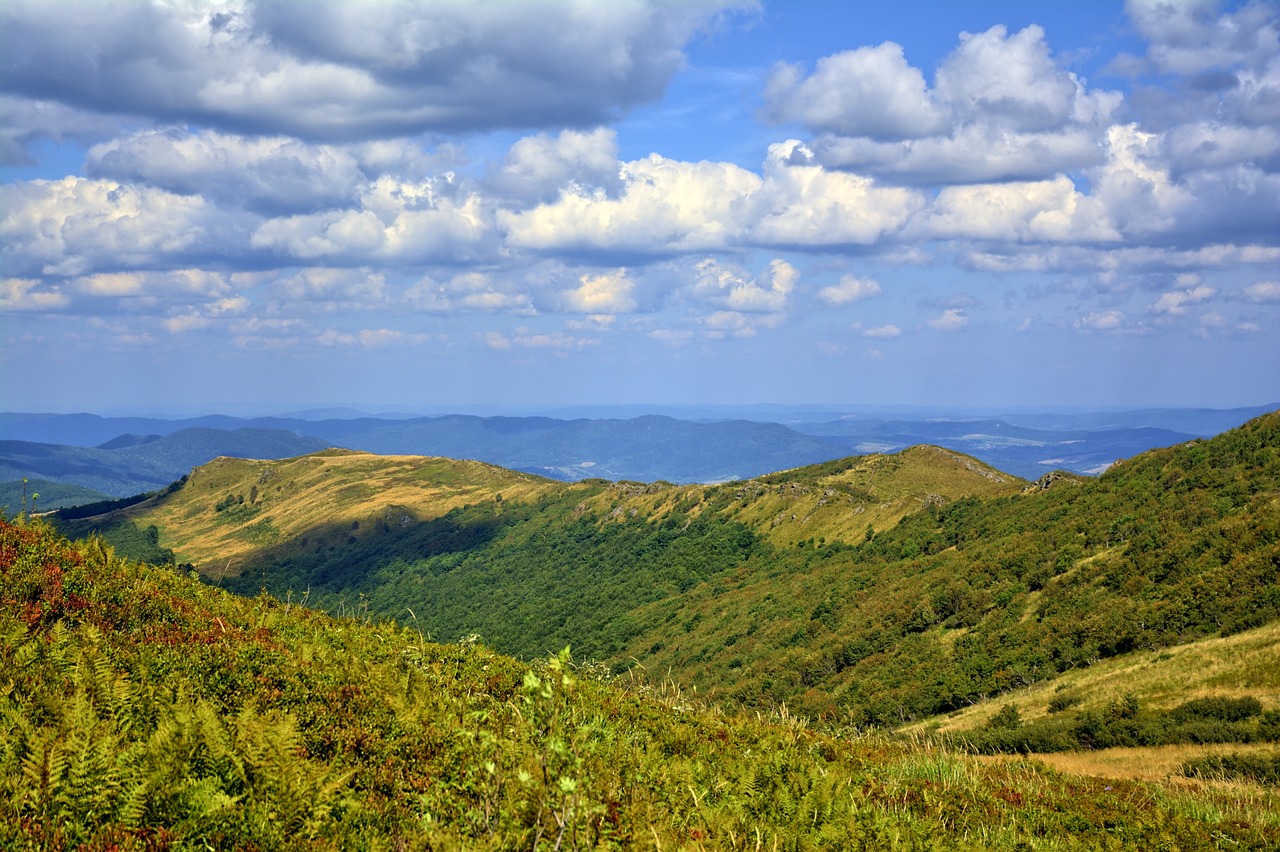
[767,24,1122,183]
[0,0,748,146]
[749,141,923,246]
[1124,0,1279,77]
[1243,280,1280,303]
[0,177,248,277]
[273,268,389,308]
[926,308,969,331]
[1150,279,1216,315]
[407,271,534,314]
[87,128,368,214]
[501,141,922,254]
[0,277,70,311]
[0,95,124,166]
[818,275,881,305]
[857,323,901,339]
[502,153,761,253]
[763,42,946,139]
[911,175,1118,243]
[562,269,637,314]
[688,257,798,314]
[1074,309,1127,331]
[488,128,622,205]
[250,176,495,263]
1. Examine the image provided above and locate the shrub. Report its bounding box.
[1180,752,1280,786]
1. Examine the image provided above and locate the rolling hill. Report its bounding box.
[64,411,1280,735]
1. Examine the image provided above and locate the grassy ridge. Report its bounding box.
[60,413,1280,732]
[3,516,1278,849]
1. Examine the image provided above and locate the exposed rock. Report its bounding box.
[1023,470,1081,492]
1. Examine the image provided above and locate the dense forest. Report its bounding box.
[3,516,1277,849]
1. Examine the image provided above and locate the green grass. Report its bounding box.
[3,515,1278,849]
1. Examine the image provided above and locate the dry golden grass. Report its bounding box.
[907,622,1280,783]
[914,620,1280,737]
[983,742,1280,783]
[125,450,560,570]
[715,444,1025,548]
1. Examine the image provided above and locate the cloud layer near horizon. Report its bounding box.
[1,0,1277,401]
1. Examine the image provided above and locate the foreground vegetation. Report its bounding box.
[4,516,1279,849]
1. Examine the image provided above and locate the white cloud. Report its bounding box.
[489,128,622,204]
[1165,122,1280,174]
[818,275,881,305]
[503,142,922,254]
[926,308,969,331]
[316,328,428,348]
[809,123,1109,185]
[1074,310,1126,331]
[502,153,761,253]
[1150,282,1216,315]
[87,128,368,213]
[1243,280,1280,303]
[770,24,1123,183]
[563,269,637,314]
[749,141,923,245]
[0,177,246,277]
[934,25,1090,132]
[0,0,750,144]
[859,323,901,339]
[911,175,1119,243]
[274,268,388,307]
[483,328,598,350]
[764,42,946,138]
[1125,0,1280,77]
[688,257,797,314]
[0,277,69,311]
[250,177,495,263]
[407,271,534,314]
[0,95,123,166]
[702,310,763,338]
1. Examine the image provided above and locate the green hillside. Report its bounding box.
[73,443,1019,663]
[63,413,1280,734]
[0,478,113,513]
[3,516,1278,849]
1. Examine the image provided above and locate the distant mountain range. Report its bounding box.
[0,427,329,498]
[1,405,1274,501]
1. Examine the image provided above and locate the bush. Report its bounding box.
[1048,692,1082,714]
[1169,696,1263,724]
[1180,752,1280,786]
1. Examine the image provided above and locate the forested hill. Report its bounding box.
[5,517,1277,849]
[64,411,1280,729]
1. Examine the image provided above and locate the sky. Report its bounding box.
[1,0,1278,416]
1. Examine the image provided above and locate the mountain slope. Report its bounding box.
[61,412,1280,730]
[620,411,1280,721]
[6,517,1275,849]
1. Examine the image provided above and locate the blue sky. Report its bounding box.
[2,0,1277,415]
